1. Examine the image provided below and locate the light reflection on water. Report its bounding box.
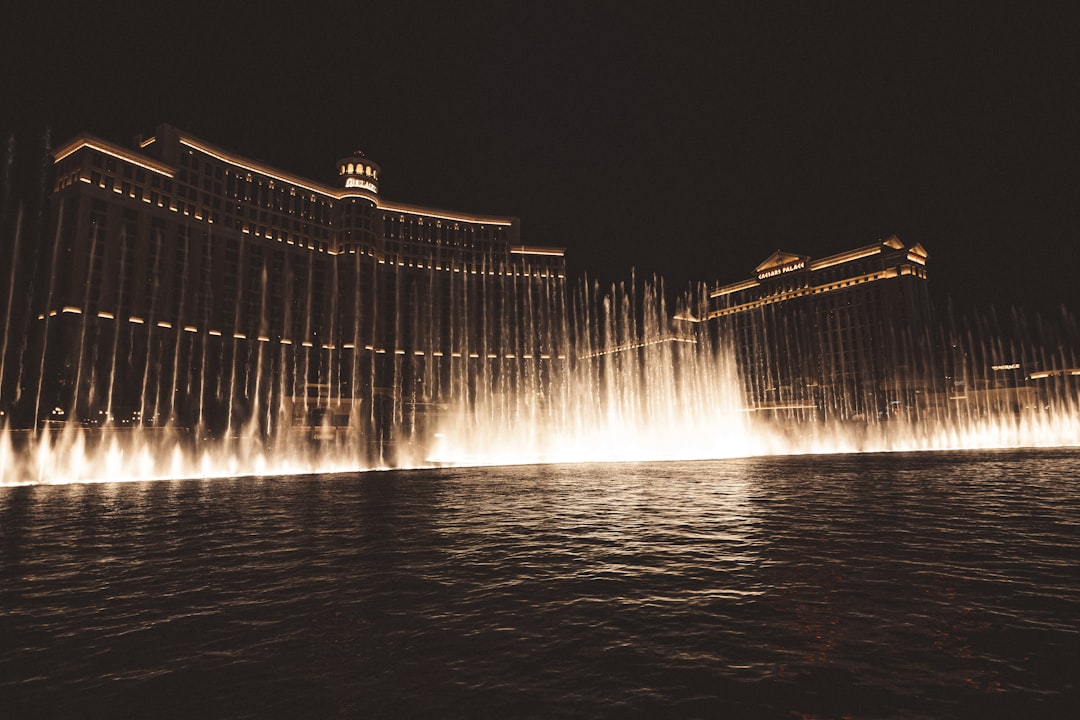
[2,450,1078,718]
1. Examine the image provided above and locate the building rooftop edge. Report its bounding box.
[710,235,924,297]
[53,126,557,237]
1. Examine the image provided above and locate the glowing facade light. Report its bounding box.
[510,245,565,257]
[53,138,175,178]
[808,245,882,271]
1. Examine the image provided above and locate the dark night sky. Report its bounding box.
[3,2,1078,314]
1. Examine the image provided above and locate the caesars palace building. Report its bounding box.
[37,124,567,441]
[703,236,936,420]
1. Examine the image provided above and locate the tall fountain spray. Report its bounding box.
[2,251,1080,485]
[2,127,1079,485]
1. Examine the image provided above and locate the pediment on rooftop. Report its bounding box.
[755,250,808,273]
[907,242,929,258]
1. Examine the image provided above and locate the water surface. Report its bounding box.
[2,450,1078,718]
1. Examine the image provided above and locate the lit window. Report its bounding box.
[347,163,354,174]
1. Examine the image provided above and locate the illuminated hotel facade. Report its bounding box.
[38,125,566,448]
[704,236,936,420]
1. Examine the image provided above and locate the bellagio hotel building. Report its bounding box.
[40,124,567,443]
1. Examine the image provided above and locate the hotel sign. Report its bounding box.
[345,177,378,193]
[758,260,805,280]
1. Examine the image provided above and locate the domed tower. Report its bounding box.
[335,151,381,258]
[337,150,381,195]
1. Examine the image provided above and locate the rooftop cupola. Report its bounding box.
[337,150,380,195]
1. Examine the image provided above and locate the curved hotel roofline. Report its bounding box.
[54,136,176,178]
[54,126,541,234]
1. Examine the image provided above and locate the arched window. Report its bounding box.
[347,163,355,174]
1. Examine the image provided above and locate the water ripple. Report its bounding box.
[2,449,1079,718]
